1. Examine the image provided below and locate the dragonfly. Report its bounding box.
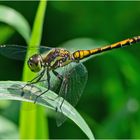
[0,36,140,126]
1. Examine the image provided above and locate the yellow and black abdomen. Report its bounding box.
[72,36,140,61]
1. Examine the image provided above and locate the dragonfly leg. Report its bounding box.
[52,70,65,112]
[21,69,46,97]
[34,69,50,103]
[28,69,46,85]
[52,70,63,81]
[53,71,69,113]
[33,69,64,103]
[55,98,65,113]
[52,70,71,113]
[59,79,68,113]
[52,70,63,100]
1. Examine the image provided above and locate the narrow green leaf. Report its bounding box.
[0,81,94,139]
[0,5,30,43]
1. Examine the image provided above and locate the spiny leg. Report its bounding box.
[52,70,64,112]
[52,70,63,99]
[52,70,63,81]
[53,70,69,113]
[59,79,68,113]
[21,69,46,97]
[31,69,63,103]
[52,70,64,98]
[29,69,45,83]
[34,69,50,103]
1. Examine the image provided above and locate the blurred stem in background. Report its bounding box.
[20,0,48,139]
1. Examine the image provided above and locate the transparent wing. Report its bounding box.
[62,63,88,106]
[0,45,53,60]
[56,62,88,126]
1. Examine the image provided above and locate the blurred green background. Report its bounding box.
[0,1,140,139]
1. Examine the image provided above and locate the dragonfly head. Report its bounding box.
[27,54,43,72]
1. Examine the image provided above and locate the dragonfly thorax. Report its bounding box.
[42,48,73,70]
[27,54,43,72]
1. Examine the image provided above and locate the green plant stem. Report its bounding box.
[19,0,48,139]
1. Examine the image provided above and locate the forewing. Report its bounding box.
[0,45,53,60]
[0,45,28,60]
